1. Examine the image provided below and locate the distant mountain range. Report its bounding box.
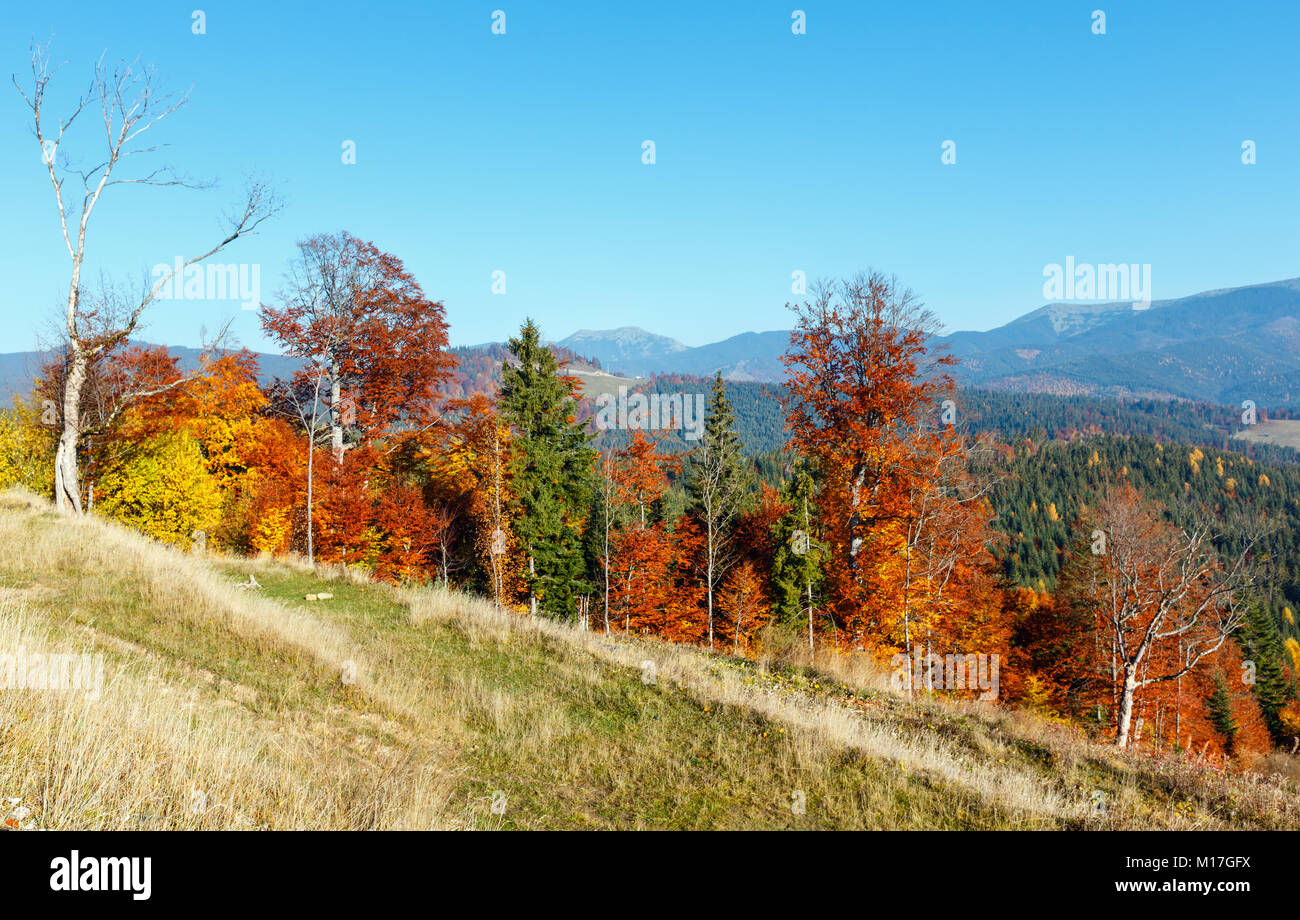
[556,328,789,382]
[0,345,304,406]
[4,278,1298,409]
[556,278,1300,407]
[942,278,1300,406]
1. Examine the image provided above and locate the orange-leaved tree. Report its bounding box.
[261,232,456,461]
[781,271,955,651]
[607,430,678,634]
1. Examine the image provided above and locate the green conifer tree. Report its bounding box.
[499,319,597,618]
[769,458,825,659]
[1238,602,1298,743]
[685,372,751,649]
[1206,672,1239,753]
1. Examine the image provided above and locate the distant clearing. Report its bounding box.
[569,367,648,400]
[1233,419,1300,451]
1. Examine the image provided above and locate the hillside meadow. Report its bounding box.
[1,489,1296,831]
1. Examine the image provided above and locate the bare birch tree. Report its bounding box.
[1067,484,1260,747]
[15,42,278,512]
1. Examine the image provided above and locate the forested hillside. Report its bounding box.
[975,435,1300,626]
[5,258,1298,780]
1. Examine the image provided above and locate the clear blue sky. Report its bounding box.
[2,0,1297,355]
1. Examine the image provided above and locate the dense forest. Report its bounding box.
[595,377,1300,465]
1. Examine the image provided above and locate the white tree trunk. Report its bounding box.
[54,347,87,514]
[1115,666,1139,748]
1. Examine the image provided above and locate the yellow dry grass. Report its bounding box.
[1,487,1296,830]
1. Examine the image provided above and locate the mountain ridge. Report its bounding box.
[551,278,1300,406]
[5,278,1299,408]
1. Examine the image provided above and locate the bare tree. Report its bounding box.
[429,505,463,588]
[267,364,332,565]
[1067,483,1260,747]
[15,42,278,513]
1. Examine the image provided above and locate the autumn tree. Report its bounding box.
[96,430,222,549]
[685,372,752,649]
[892,431,1002,697]
[261,233,454,572]
[266,364,335,563]
[607,430,678,634]
[373,480,445,582]
[167,351,298,550]
[440,394,521,608]
[38,342,192,506]
[719,559,771,656]
[1062,482,1260,747]
[0,396,56,494]
[1007,586,1102,721]
[498,319,596,618]
[312,443,380,567]
[16,43,277,512]
[239,418,306,557]
[260,232,455,462]
[781,271,954,648]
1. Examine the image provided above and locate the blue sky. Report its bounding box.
[1,0,1297,354]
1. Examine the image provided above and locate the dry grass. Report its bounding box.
[2,487,1297,830]
[0,490,454,829]
[0,603,453,829]
[403,588,1300,829]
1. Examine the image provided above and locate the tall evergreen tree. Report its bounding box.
[769,457,826,660]
[1206,672,1239,753]
[685,372,751,649]
[498,319,597,618]
[1238,602,1299,743]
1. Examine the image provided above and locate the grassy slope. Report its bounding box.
[1,489,1297,830]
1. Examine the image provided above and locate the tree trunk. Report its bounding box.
[804,499,813,664]
[603,505,611,636]
[330,362,344,462]
[1115,665,1139,748]
[528,554,536,616]
[806,577,814,665]
[306,433,315,565]
[54,347,87,514]
[706,520,715,650]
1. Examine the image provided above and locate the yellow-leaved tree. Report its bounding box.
[0,396,57,495]
[97,431,222,549]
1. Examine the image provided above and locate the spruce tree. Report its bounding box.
[499,319,597,618]
[769,457,825,660]
[1206,672,1239,753]
[685,372,751,648]
[1238,601,1298,743]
